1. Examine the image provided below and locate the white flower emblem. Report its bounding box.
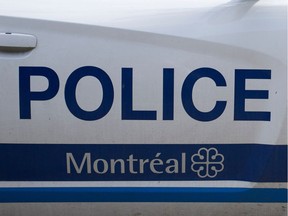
[191,148,224,178]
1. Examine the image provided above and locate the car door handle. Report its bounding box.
[0,32,37,52]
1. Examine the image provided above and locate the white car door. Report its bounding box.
[0,0,286,215]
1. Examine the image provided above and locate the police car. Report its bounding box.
[0,0,287,215]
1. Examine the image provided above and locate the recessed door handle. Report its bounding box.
[0,32,37,52]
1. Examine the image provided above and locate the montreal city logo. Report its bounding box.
[66,147,224,178]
